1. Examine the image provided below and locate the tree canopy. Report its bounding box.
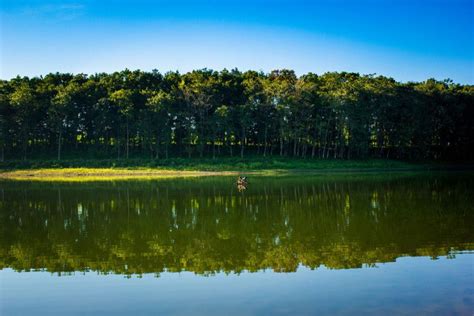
[1,69,473,161]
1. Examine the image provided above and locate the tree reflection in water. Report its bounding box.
[0,174,473,276]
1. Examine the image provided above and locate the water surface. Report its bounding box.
[1,173,473,315]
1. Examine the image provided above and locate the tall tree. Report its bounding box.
[9,82,37,159]
[110,89,134,159]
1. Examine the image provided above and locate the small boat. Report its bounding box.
[236,176,248,185]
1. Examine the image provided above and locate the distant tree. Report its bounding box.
[266,70,297,156]
[51,83,76,160]
[110,89,134,159]
[9,81,37,159]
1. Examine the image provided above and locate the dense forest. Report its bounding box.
[1,69,473,162]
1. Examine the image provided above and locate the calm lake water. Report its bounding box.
[1,173,473,315]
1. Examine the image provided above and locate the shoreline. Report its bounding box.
[0,168,242,181]
[0,165,471,182]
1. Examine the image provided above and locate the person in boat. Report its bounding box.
[237,176,248,185]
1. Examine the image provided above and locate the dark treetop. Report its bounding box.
[1,69,473,162]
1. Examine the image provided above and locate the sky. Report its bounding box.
[0,0,473,83]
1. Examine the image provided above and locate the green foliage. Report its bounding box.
[0,70,473,163]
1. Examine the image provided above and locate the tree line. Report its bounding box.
[1,69,473,161]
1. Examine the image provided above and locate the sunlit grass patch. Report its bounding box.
[0,158,452,182]
[0,168,241,182]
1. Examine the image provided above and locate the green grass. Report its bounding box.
[0,168,241,181]
[0,157,432,171]
[0,157,470,181]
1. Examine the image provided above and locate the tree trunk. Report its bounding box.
[322,121,331,159]
[212,139,216,159]
[263,126,268,157]
[126,119,129,159]
[105,132,109,156]
[240,127,245,158]
[155,134,160,159]
[280,136,284,157]
[293,137,297,156]
[117,137,120,159]
[22,129,27,160]
[57,129,62,161]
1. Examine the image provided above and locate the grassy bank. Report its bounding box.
[0,168,243,181]
[0,157,433,171]
[0,158,468,181]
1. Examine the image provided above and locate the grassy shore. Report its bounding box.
[0,168,242,181]
[0,158,468,181]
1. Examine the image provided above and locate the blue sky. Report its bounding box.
[1,0,473,83]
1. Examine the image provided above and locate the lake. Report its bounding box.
[0,172,473,315]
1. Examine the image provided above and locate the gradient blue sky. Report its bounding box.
[1,0,473,83]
